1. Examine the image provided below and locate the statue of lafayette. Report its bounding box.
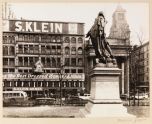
[86,11,115,64]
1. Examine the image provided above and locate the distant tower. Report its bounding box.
[109,5,130,40]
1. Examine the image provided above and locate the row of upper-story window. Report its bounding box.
[3,68,84,74]
[3,45,83,55]
[3,35,84,44]
[3,57,83,67]
[3,80,84,88]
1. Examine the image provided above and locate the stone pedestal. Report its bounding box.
[80,63,135,118]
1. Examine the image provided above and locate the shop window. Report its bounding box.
[34,57,39,63]
[71,37,76,43]
[71,58,76,66]
[57,58,61,66]
[65,47,70,54]
[64,37,70,43]
[78,37,83,43]
[9,69,15,72]
[71,47,76,55]
[52,70,56,73]
[46,70,51,73]
[78,47,83,55]
[24,35,29,41]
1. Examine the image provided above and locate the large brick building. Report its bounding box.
[3,19,85,97]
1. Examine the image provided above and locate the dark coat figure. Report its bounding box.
[86,11,114,64]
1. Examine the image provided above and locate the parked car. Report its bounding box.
[79,94,90,100]
[135,93,149,100]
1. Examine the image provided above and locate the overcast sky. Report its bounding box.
[9,2,149,45]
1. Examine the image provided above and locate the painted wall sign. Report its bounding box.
[13,87,43,91]
[8,20,84,35]
[3,73,85,81]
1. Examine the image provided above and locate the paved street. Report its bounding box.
[3,105,149,118]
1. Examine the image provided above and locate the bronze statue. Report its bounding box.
[86,11,115,64]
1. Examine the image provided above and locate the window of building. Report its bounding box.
[3,58,8,66]
[18,69,23,73]
[46,58,51,67]
[3,36,7,43]
[56,36,61,42]
[29,45,34,53]
[51,36,56,42]
[35,35,39,42]
[41,45,46,54]
[78,47,83,55]
[65,46,70,54]
[18,34,23,41]
[46,70,51,73]
[71,69,76,73]
[3,68,8,72]
[34,57,39,63]
[24,35,29,41]
[24,70,28,73]
[10,36,15,43]
[78,37,83,43]
[57,58,61,66]
[78,69,83,73]
[3,46,8,55]
[71,47,76,55]
[52,70,56,73]
[24,45,29,53]
[18,45,23,53]
[41,57,46,67]
[64,37,70,43]
[65,69,70,73]
[29,57,34,66]
[18,57,23,66]
[9,58,15,66]
[71,58,76,66]
[51,46,56,54]
[57,46,61,54]
[65,58,70,66]
[78,58,83,66]
[71,37,76,43]
[34,45,39,54]
[24,57,28,66]
[52,58,56,67]
[46,45,51,54]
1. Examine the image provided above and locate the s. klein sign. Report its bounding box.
[8,20,84,35]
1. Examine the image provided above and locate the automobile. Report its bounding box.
[35,97,55,105]
[120,94,134,100]
[79,94,90,100]
[66,96,86,105]
[135,93,149,100]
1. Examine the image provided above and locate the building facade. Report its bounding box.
[85,5,131,95]
[3,19,85,97]
[129,42,149,94]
